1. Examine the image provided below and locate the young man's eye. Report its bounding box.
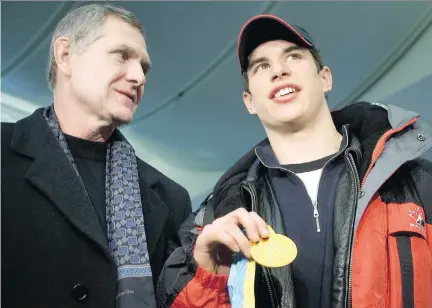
[255,63,269,72]
[286,53,302,61]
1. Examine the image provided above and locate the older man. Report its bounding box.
[1,4,191,308]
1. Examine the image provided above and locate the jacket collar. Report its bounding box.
[212,102,428,202]
[254,125,352,170]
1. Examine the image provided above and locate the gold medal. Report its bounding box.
[250,226,297,268]
[267,225,276,236]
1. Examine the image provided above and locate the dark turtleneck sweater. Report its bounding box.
[64,133,108,239]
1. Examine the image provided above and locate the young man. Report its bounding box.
[1,4,191,308]
[157,14,432,307]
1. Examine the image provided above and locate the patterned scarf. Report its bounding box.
[44,106,157,308]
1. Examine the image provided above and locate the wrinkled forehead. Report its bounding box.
[102,16,146,46]
[99,16,151,63]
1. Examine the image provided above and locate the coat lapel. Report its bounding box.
[137,162,169,258]
[11,109,111,260]
[11,108,169,262]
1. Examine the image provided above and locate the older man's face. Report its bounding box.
[68,15,151,125]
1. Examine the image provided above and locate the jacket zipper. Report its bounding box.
[253,126,351,234]
[312,201,321,232]
[345,152,360,308]
[257,159,332,233]
[279,155,340,233]
[242,183,277,308]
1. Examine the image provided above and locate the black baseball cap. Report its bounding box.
[237,14,316,72]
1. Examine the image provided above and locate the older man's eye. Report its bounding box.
[117,51,128,61]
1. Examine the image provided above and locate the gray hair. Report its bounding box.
[46,3,144,92]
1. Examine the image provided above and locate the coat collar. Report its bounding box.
[11,108,168,260]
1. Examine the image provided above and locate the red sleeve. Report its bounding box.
[171,266,231,308]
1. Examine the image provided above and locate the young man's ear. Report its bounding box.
[53,36,73,78]
[320,66,333,94]
[243,91,257,115]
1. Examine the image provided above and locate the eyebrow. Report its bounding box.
[115,44,152,73]
[247,45,305,72]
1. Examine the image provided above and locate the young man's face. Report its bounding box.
[243,40,332,130]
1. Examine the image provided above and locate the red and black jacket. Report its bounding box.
[156,102,432,308]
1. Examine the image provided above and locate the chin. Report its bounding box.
[271,102,308,123]
[114,116,134,126]
[110,108,136,126]
[272,110,304,124]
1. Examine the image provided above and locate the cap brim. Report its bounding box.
[237,14,314,72]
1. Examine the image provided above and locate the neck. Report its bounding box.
[265,107,342,165]
[53,90,115,142]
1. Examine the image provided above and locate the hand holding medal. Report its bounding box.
[229,225,297,308]
[193,208,297,307]
[250,225,297,267]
